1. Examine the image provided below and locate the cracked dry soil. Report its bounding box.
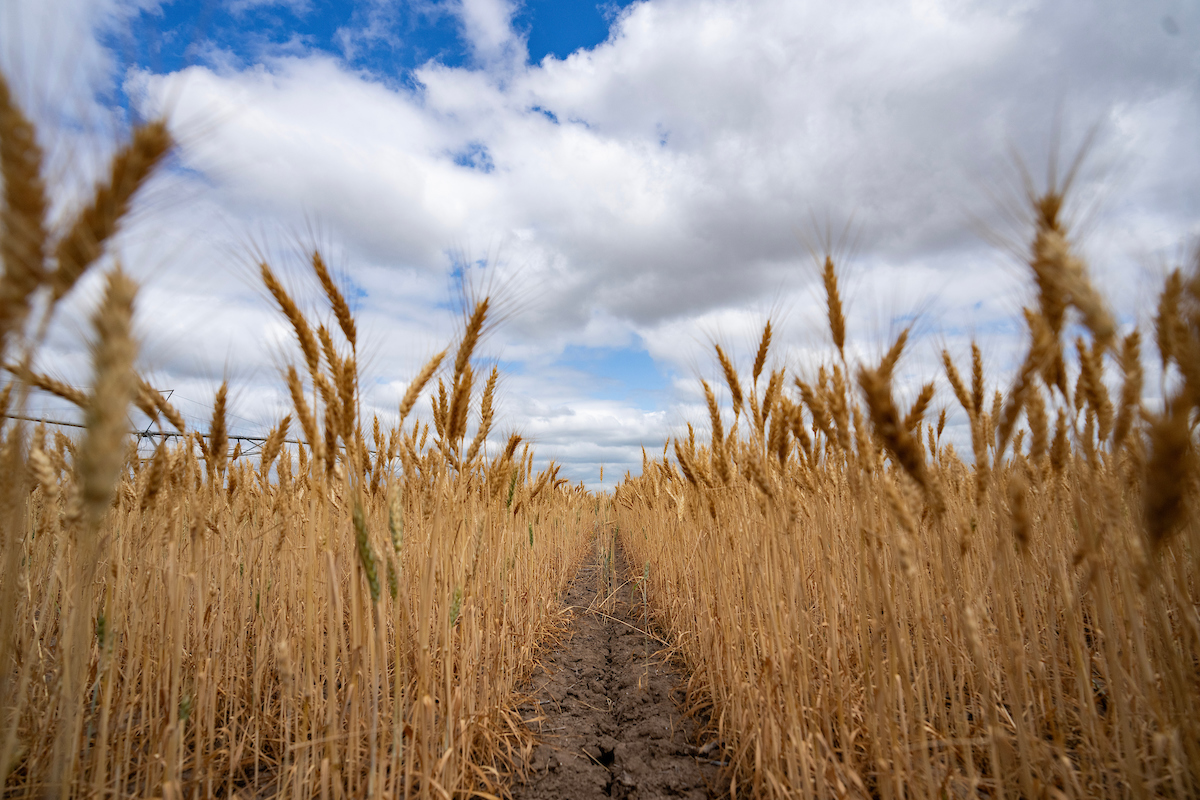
[511,535,723,800]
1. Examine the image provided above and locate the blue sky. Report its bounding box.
[110,0,636,84]
[4,0,1199,487]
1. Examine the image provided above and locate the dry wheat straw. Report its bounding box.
[611,180,1200,798]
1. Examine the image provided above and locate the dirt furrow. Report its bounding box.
[511,532,722,800]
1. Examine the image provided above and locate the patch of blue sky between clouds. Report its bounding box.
[451,141,495,173]
[112,0,638,84]
[554,341,670,411]
[110,0,465,89]
[514,0,637,64]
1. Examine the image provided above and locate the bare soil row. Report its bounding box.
[510,533,724,799]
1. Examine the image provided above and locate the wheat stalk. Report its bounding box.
[53,267,138,791]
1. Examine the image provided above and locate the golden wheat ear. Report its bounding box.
[823,256,846,360]
[751,321,772,385]
[859,352,943,515]
[207,382,229,482]
[51,120,172,303]
[714,344,743,418]
[398,349,445,424]
[4,362,88,407]
[1111,330,1142,452]
[312,251,356,349]
[262,261,321,375]
[0,71,50,362]
[1144,399,1192,552]
[464,365,498,466]
[452,297,489,383]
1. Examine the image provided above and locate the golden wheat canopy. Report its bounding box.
[0,0,1195,487]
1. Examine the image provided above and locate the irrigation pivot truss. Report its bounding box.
[1,413,309,459]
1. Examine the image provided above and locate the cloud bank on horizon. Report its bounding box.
[3,0,1198,488]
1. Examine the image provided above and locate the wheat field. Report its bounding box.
[2,56,1199,800]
